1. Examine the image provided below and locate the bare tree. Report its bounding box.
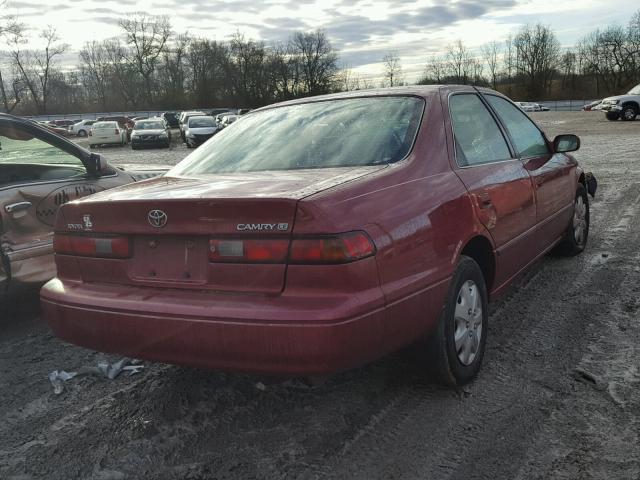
[382,51,403,87]
[513,24,560,98]
[0,5,25,112]
[119,14,172,106]
[446,40,472,84]
[481,41,500,89]
[290,30,339,95]
[8,25,67,113]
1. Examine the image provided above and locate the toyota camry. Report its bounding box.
[41,86,593,386]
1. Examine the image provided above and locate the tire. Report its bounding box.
[621,105,638,121]
[78,130,87,137]
[425,256,488,386]
[89,144,95,149]
[605,112,619,121]
[555,184,589,256]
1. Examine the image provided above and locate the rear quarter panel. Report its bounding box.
[295,92,484,350]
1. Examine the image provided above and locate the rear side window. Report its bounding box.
[485,96,550,157]
[449,94,511,166]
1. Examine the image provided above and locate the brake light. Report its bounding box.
[115,128,120,134]
[54,234,131,258]
[209,239,288,263]
[290,232,375,264]
[208,232,375,265]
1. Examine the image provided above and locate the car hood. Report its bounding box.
[187,127,217,134]
[132,129,166,135]
[78,165,387,203]
[602,94,638,102]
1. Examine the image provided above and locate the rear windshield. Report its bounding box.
[188,117,215,128]
[93,122,116,129]
[170,96,424,174]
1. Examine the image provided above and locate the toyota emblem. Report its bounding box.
[148,209,168,228]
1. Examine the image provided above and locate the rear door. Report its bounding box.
[446,92,538,288]
[483,94,575,247]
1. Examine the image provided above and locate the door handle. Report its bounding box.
[5,201,32,214]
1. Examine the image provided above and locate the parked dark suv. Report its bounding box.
[162,112,179,128]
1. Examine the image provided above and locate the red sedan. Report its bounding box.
[41,86,593,386]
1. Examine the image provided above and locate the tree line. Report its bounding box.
[418,10,640,101]
[1,7,639,115]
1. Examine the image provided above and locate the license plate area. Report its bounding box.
[130,236,208,283]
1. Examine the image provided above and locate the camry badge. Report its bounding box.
[148,209,168,228]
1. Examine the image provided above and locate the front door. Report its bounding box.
[0,120,123,290]
[484,94,576,246]
[447,93,538,290]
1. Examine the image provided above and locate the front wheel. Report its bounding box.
[605,112,619,121]
[426,256,488,386]
[621,105,638,121]
[555,184,589,256]
[78,130,87,137]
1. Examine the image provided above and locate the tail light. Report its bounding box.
[54,234,131,258]
[289,232,375,264]
[88,130,92,136]
[115,128,120,134]
[209,232,375,265]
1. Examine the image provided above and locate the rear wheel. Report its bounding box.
[89,144,95,149]
[605,112,619,121]
[78,130,87,137]
[426,256,488,386]
[621,105,638,121]
[555,184,589,256]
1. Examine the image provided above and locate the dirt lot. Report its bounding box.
[1,111,640,480]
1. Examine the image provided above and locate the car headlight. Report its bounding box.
[609,100,619,104]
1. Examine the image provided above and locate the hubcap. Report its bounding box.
[454,280,483,366]
[624,108,636,120]
[573,195,587,244]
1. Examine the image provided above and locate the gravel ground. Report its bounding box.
[1,111,639,480]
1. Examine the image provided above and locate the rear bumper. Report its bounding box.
[41,279,390,375]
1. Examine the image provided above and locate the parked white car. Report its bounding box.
[69,119,96,137]
[514,102,536,112]
[89,121,127,148]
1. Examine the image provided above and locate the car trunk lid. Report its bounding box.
[56,167,383,293]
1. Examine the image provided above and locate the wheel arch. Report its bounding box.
[460,235,496,294]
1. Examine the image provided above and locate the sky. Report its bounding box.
[4,0,639,82]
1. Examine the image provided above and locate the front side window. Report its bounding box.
[449,94,512,166]
[486,95,550,158]
[0,123,86,186]
[170,96,424,174]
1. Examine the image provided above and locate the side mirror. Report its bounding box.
[87,152,103,176]
[553,134,580,153]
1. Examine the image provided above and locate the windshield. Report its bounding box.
[135,121,165,130]
[188,117,215,128]
[628,85,640,95]
[171,97,424,175]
